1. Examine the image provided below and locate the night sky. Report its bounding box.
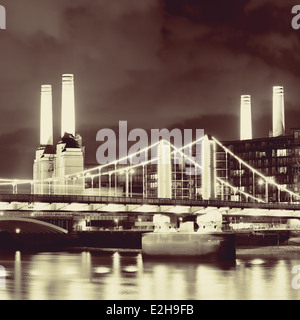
[0,0,300,178]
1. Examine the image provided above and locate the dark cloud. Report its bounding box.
[0,0,299,178]
[0,128,37,178]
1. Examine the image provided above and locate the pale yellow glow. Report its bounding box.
[240,95,252,140]
[61,74,75,137]
[40,85,53,145]
[272,86,285,137]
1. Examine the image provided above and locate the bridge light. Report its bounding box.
[258,179,264,186]
[15,228,20,234]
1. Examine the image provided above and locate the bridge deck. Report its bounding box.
[0,194,300,211]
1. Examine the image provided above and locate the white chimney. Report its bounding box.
[40,85,53,146]
[272,86,285,137]
[240,95,252,140]
[61,74,75,137]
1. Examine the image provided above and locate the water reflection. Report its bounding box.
[0,250,299,300]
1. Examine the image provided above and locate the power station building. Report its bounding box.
[33,74,85,195]
[217,86,300,203]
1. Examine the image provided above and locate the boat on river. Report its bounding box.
[142,213,236,260]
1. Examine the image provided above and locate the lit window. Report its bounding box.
[279,167,287,174]
[277,149,287,157]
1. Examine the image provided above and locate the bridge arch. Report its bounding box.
[0,217,68,234]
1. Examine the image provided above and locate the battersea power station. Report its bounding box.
[33,74,86,196]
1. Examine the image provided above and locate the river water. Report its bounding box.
[0,250,300,300]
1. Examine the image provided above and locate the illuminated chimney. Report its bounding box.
[272,86,285,137]
[240,95,252,140]
[40,85,53,146]
[61,74,75,137]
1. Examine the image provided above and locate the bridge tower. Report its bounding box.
[202,135,216,200]
[157,140,172,199]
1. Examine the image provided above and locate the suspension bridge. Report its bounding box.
[0,74,296,254]
[0,134,299,235]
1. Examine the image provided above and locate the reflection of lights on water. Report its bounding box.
[29,270,42,276]
[123,266,138,273]
[0,265,6,290]
[112,252,120,273]
[94,267,111,274]
[62,268,78,276]
[250,259,265,265]
[136,254,143,273]
[235,259,242,266]
[0,267,6,277]
[15,251,21,262]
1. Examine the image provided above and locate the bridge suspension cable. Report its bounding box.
[0,134,298,204]
[164,138,265,203]
[212,136,300,201]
